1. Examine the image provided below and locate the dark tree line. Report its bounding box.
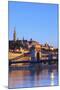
[9,40,29,51]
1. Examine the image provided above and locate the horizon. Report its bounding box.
[8,1,58,48]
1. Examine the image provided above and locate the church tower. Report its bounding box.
[13,27,16,41]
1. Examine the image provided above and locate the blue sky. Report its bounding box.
[8,1,58,48]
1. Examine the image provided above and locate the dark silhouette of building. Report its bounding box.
[13,27,16,41]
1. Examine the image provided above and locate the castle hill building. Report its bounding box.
[9,29,58,60]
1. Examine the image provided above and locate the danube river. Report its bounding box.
[8,64,58,89]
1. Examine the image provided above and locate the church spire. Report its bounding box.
[13,27,16,41]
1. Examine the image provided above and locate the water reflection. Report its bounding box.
[8,64,58,89]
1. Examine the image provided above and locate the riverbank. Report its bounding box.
[9,52,31,61]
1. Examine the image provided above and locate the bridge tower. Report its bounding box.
[30,45,36,61]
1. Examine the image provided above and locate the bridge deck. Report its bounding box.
[9,59,58,66]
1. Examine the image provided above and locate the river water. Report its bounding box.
[8,64,58,89]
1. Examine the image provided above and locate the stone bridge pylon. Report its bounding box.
[30,45,41,61]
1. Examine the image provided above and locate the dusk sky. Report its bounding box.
[8,1,58,48]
